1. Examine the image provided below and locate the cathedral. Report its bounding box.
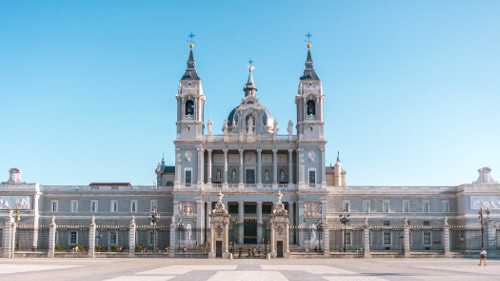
[1,42,499,258]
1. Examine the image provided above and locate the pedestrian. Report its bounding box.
[258,246,261,256]
[239,247,242,258]
[479,247,487,266]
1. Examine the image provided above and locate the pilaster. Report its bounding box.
[128,217,136,258]
[88,216,96,258]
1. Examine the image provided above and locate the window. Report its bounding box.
[51,200,58,212]
[424,232,431,245]
[185,100,194,116]
[442,201,449,212]
[423,201,429,213]
[150,200,158,212]
[149,231,155,246]
[384,232,391,245]
[344,232,351,245]
[185,170,192,186]
[383,221,390,226]
[69,231,78,245]
[90,200,98,212]
[306,100,316,116]
[383,201,390,213]
[130,200,137,212]
[343,201,350,212]
[403,201,409,213]
[110,200,118,212]
[71,200,78,212]
[109,231,118,245]
[423,221,430,226]
[363,201,370,213]
[308,170,315,185]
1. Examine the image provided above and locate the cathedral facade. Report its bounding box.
[1,44,499,257]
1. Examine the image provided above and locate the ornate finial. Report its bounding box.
[187,32,195,49]
[277,190,283,203]
[305,32,312,49]
[337,151,340,162]
[91,215,95,224]
[247,58,255,72]
[51,215,56,224]
[130,216,135,225]
[217,190,224,202]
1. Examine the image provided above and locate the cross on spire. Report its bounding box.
[247,58,255,72]
[187,32,195,41]
[305,32,312,43]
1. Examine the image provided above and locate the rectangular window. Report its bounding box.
[109,231,118,245]
[185,170,192,186]
[384,232,391,245]
[51,201,58,212]
[90,200,98,212]
[308,171,315,185]
[343,202,350,212]
[424,232,431,245]
[383,221,390,226]
[150,200,158,212]
[442,201,449,212]
[110,200,118,212]
[149,231,155,246]
[383,201,390,213]
[363,202,370,213]
[69,231,77,245]
[423,201,429,213]
[403,201,409,213]
[71,200,78,212]
[423,221,430,226]
[344,232,351,245]
[131,200,137,212]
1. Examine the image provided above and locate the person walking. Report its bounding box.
[479,247,487,266]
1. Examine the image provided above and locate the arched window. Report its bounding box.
[185,100,194,116]
[306,100,316,116]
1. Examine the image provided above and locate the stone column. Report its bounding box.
[223,149,228,188]
[174,148,181,190]
[207,149,213,186]
[485,216,498,258]
[288,149,293,186]
[284,222,290,258]
[320,147,326,188]
[298,202,305,245]
[257,149,262,187]
[128,217,136,258]
[2,210,15,258]
[289,202,294,244]
[270,221,276,258]
[223,222,229,257]
[323,223,330,256]
[238,202,244,244]
[297,148,305,189]
[169,217,176,257]
[257,202,263,243]
[272,149,278,187]
[47,216,57,258]
[403,218,410,258]
[363,218,371,258]
[32,193,40,250]
[197,148,204,187]
[238,149,244,189]
[196,201,203,245]
[88,216,96,258]
[208,220,215,258]
[443,217,451,258]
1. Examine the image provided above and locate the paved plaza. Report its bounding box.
[0,258,498,281]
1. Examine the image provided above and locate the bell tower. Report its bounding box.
[176,42,205,141]
[295,41,324,141]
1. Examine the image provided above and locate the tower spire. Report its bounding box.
[181,33,200,80]
[337,151,340,162]
[300,33,319,81]
[243,58,257,97]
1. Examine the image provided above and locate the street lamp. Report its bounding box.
[177,219,184,251]
[149,206,160,251]
[478,207,491,249]
[339,210,350,252]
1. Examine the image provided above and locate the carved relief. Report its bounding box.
[304,202,322,217]
[277,154,288,164]
[213,154,224,164]
[228,154,239,164]
[185,151,192,162]
[262,154,272,164]
[471,196,500,210]
[308,151,316,162]
[0,196,31,209]
[178,201,197,216]
[244,152,256,164]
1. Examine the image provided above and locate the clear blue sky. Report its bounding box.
[1,1,499,186]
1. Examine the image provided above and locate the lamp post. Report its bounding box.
[316,220,323,252]
[177,219,184,251]
[14,206,20,250]
[339,210,350,252]
[149,206,160,251]
[478,207,491,249]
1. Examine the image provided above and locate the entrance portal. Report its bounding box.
[216,241,222,258]
[277,241,283,257]
[244,220,257,244]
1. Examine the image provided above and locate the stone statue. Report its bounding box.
[207,119,213,135]
[222,119,228,134]
[185,223,192,241]
[287,120,293,135]
[310,224,317,241]
[5,168,24,185]
[231,169,236,180]
[273,120,278,135]
[247,116,254,135]
[280,169,285,182]
[264,169,270,181]
[216,169,221,181]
